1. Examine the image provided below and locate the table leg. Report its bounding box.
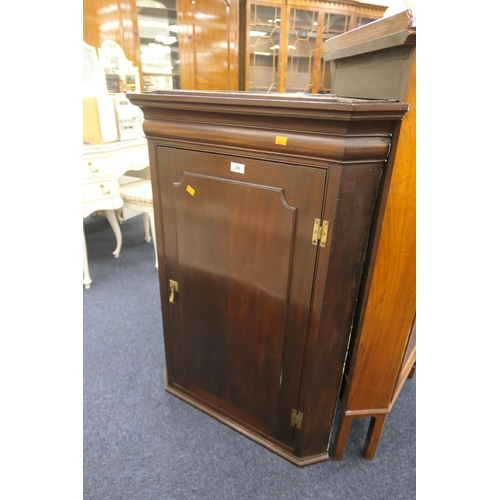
[142,213,151,242]
[332,411,353,461]
[105,209,122,258]
[83,225,92,289]
[362,414,388,460]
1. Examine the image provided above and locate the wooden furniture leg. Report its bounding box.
[362,414,388,460]
[332,410,390,460]
[332,411,354,461]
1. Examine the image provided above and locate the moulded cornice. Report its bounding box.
[284,0,388,13]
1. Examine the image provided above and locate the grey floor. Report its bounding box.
[83,213,416,500]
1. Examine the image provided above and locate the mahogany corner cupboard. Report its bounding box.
[127,90,408,466]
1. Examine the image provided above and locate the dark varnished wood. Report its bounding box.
[324,8,415,62]
[128,89,408,466]
[143,118,391,162]
[294,160,387,458]
[156,147,326,446]
[175,171,297,432]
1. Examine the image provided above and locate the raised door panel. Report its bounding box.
[157,146,327,448]
[175,173,296,429]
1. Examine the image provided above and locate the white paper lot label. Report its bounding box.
[230,162,245,174]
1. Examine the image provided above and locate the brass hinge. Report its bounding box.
[312,218,329,247]
[290,409,303,429]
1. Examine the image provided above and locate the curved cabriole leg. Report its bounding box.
[142,213,151,242]
[106,209,122,258]
[83,225,92,289]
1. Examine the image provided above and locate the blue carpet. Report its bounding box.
[83,213,416,500]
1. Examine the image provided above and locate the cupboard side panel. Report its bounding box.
[294,161,385,458]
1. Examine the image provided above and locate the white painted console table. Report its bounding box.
[83,138,149,288]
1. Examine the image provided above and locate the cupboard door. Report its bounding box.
[157,146,327,447]
[177,0,240,90]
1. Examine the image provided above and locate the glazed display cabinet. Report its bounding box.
[242,0,388,93]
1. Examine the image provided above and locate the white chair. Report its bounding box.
[118,179,158,269]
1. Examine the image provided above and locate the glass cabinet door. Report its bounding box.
[284,8,319,93]
[247,4,283,92]
[135,0,180,91]
[245,2,384,95]
[316,12,351,94]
